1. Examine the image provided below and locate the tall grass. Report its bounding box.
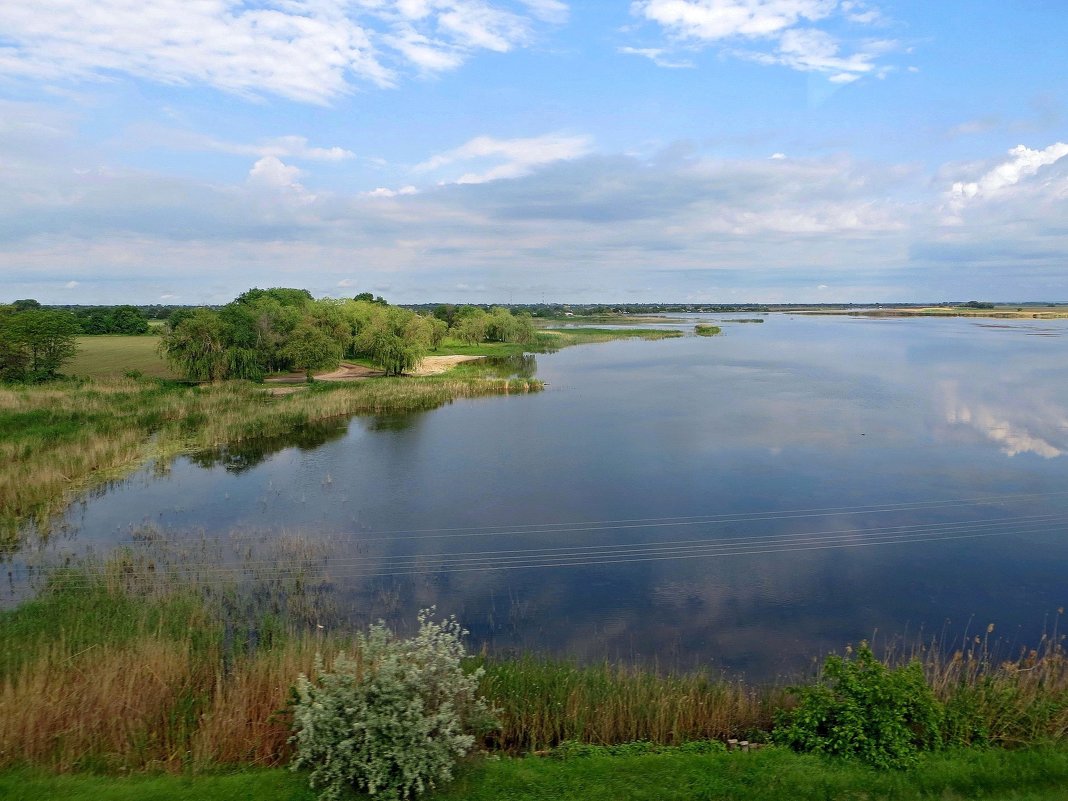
[0,373,541,544]
[481,657,778,752]
[2,562,1065,774]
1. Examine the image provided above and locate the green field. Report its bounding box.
[66,335,176,379]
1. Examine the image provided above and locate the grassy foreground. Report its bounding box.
[4,747,1068,801]
[1,572,1065,776]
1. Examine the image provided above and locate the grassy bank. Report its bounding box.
[1,571,1065,777]
[0,373,540,543]
[4,746,1068,801]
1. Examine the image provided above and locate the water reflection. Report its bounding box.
[188,418,351,473]
[940,380,1067,459]
[9,316,1068,678]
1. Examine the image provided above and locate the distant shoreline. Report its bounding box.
[797,306,1068,319]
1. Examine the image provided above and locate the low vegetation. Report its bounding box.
[1,566,1065,792]
[694,324,722,337]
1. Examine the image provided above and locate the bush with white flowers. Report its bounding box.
[290,610,496,801]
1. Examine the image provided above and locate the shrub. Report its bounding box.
[290,610,497,801]
[773,643,943,769]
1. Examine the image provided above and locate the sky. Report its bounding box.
[1,1,1066,305]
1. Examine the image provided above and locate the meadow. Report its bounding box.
[66,335,176,379]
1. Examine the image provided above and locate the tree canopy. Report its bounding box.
[157,289,534,383]
[0,306,81,382]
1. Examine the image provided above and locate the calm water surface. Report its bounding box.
[15,314,1068,678]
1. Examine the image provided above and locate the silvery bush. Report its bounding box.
[290,609,496,801]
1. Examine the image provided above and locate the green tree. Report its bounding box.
[108,305,150,335]
[0,309,80,381]
[157,309,230,381]
[281,322,344,378]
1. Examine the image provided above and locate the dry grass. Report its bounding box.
[2,564,1066,774]
[0,637,201,771]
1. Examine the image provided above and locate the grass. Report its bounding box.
[1,568,1066,778]
[66,335,176,379]
[694,324,722,336]
[0,373,541,542]
[4,747,1068,800]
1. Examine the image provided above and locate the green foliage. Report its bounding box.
[291,610,497,801]
[773,643,943,769]
[0,308,81,381]
[549,739,727,759]
[158,308,230,381]
[694,324,722,336]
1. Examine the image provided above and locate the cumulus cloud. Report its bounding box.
[949,142,1068,203]
[415,133,593,183]
[2,108,1066,304]
[247,156,312,200]
[630,0,897,82]
[0,0,562,103]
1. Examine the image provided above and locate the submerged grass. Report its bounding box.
[0,373,541,544]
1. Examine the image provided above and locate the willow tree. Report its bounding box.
[157,309,229,382]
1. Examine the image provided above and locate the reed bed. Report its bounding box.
[481,657,779,752]
[0,373,541,543]
[2,564,1066,774]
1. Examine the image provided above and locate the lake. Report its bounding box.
[14,314,1068,679]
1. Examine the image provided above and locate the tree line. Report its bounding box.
[158,288,536,382]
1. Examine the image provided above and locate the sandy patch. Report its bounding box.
[314,363,383,381]
[409,355,483,376]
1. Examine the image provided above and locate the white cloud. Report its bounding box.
[415,133,592,183]
[63,280,79,289]
[0,0,561,103]
[337,278,357,287]
[631,0,897,82]
[248,156,308,195]
[364,185,419,197]
[949,142,1068,203]
[635,0,838,41]
[618,46,694,68]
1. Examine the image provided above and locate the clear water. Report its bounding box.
[15,314,1068,678]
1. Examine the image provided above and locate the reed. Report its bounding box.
[2,563,1066,774]
[481,657,779,753]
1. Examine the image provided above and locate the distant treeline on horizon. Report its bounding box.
[8,299,1067,321]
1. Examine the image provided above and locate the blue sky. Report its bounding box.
[1,1,1066,304]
